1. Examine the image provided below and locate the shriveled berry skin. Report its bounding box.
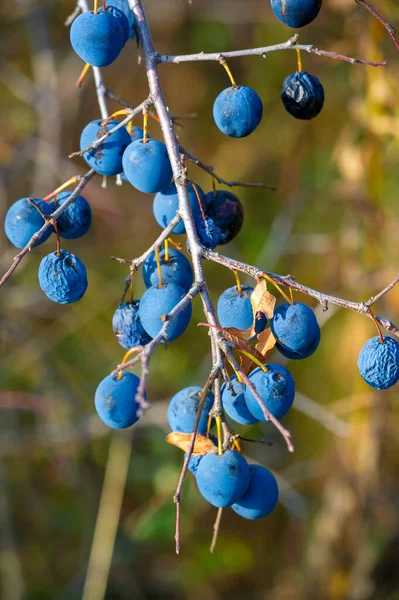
[196,450,250,508]
[112,301,152,349]
[50,192,92,240]
[195,217,222,249]
[213,86,263,138]
[232,465,279,520]
[168,386,215,434]
[205,190,244,245]
[221,376,258,425]
[80,119,131,176]
[358,336,399,390]
[270,0,322,28]
[95,372,142,429]
[281,71,324,120]
[70,10,126,67]
[122,139,173,194]
[271,302,320,359]
[138,282,192,342]
[153,182,204,234]
[217,285,254,331]
[5,198,53,249]
[38,250,88,304]
[98,6,129,43]
[108,0,136,39]
[142,248,193,291]
[245,364,295,420]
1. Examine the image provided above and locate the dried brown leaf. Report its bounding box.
[250,279,276,320]
[165,432,217,455]
[255,329,277,359]
[222,328,266,364]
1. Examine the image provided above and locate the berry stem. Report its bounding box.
[261,274,293,305]
[296,47,303,72]
[220,58,238,89]
[212,178,217,197]
[234,269,242,293]
[129,266,135,304]
[210,508,223,553]
[101,109,131,127]
[164,239,170,262]
[117,348,141,380]
[237,349,268,372]
[190,182,206,220]
[93,0,98,15]
[289,287,294,304]
[127,120,133,135]
[42,176,80,203]
[76,62,91,88]
[369,309,385,344]
[102,0,106,9]
[166,237,182,250]
[143,109,149,144]
[155,249,164,286]
[215,415,223,455]
[53,221,61,257]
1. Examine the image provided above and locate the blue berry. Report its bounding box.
[168,386,215,434]
[4,198,53,249]
[142,248,193,291]
[38,250,88,304]
[232,465,279,520]
[196,450,250,508]
[213,86,263,138]
[217,285,254,331]
[49,192,92,240]
[281,72,324,120]
[195,216,222,249]
[245,364,295,420]
[80,119,131,176]
[122,139,173,194]
[152,182,204,234]
[108,0,136,39]
[271,302,320,359]
[95,372,142,429]
[98,6,129,43]
[358,336,399,390]
[222,377,258,426]
[70,10,127,67]
[120,128,151,182]
[138,282,192,342]
[205,190,244,245]
[270,0,322,28]
[186,454,204,475]
[112,301,152,349]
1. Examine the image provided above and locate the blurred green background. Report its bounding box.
[1,0,399,598]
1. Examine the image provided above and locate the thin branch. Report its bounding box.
[157,35,387,67]
[0,169,96,290]
[202,249,399,338]
[365,274,399,308]
[355,0,399,53]
[210,508,223,553]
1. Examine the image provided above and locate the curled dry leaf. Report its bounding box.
[250,278,276,320]
[222,327,266,364]
[256,328,277,359]
[166,432,217,455]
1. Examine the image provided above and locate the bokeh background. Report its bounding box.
[1,0,399,598]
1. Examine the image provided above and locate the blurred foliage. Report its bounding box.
[1,0,399,598]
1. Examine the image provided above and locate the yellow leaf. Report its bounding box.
[165,432,217,455]
[250,279,276,320]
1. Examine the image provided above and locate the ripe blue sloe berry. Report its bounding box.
[244,364,295,420]
[232,465,279,520]
[49,192,92,240]
[195,216,222,249]
[281,71,324,120]
[217,285,254,331]
[80,119,131,176]
[358,336,399,390]
[38,250,88,304]
[196,450,250,508]
[168,386,215,434]
[120,127,151,182]
[98,6,129,43]
[70,10,127,67]
[205,190,244,245]
[213,86,263,138]
[95,372,142,429]
[112,302,152,350]
[138,282,192,342]
[270,0,322,28]
[108,0,136,39]
[122,139,173,194]
[271,301,320,359]
[5,198,53,249]
[142,248,193,291]
[221,376,258,426]
[153,182,204,234]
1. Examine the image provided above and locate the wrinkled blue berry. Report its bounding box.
[38,250,88,304]
[168,386,215,434]
[358,336,399,390]
[244,364,295,420]
[195,216,222,249]
[281,71,324,120]
[213,86,263,138]
[112,301,152,349]
[205,190,244,245]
